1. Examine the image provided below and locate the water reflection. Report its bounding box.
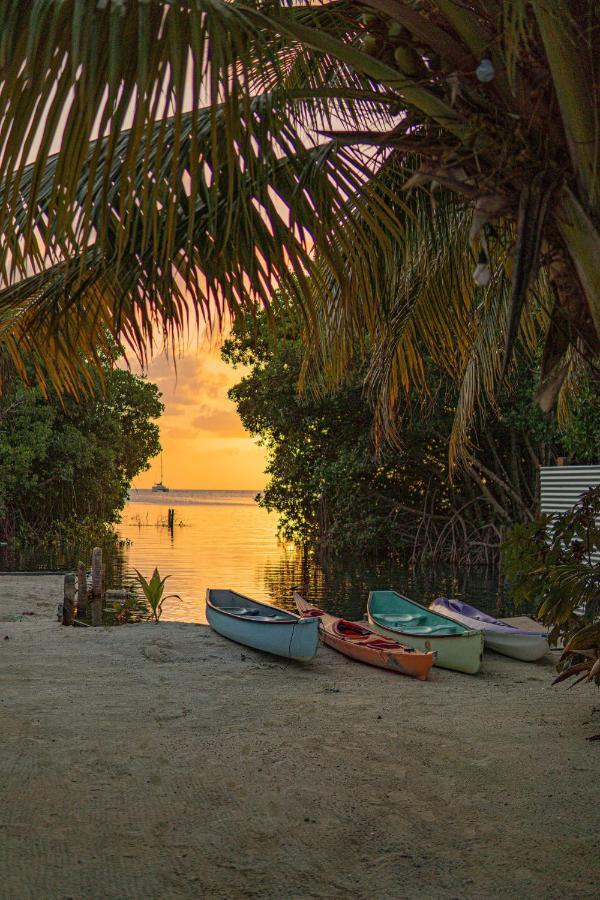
[0,489,506,621]
[114,490,503,622]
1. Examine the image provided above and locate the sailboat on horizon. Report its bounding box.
[151,452,170,493]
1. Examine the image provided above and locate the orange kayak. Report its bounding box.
[293,592,435,681]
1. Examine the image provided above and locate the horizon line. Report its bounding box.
[131,486,262,491]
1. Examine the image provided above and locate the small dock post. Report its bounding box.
[77,562,88,615]
[62,573,76,626]
[91,547,103,626]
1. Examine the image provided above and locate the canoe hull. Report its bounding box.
[484,629,549,662]
[430,599,549,662]
[293,593,435,680]
[367,618,483,673]
[367,590,483,674]
[206,593,319,662]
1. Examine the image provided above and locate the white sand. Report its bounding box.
[1,575,598,899]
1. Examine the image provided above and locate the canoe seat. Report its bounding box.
[220,606,296,623]
[220,607,277,617]
[408,623,464,634]
[377,614,426,624]
[414,625,459,635]
[383,621,464,635]
[247,615,296,622]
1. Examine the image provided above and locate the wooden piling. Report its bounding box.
[91,547,103,627]
[105,589,128,602]
[62,573,76,626]
[77,562,88,614]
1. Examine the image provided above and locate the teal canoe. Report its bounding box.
[367,590,484,674]
[206,589,320,662]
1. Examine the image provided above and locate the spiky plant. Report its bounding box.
[554,624,600,741]
[0,1,597,458]
[555,624,600,690]
[134,568,181,623]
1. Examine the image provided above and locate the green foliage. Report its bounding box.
[223,311,414,554]
[505,487,600,723]
[554,621,600,691]
[562,380,600,463]
[502,487,600,647]
[134,568,181,623]
[104,590,149,626]
[223,309,598,563]
[0,1,597,465]
[0,361,163,544]
[554,619,600,739]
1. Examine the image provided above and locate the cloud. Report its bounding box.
[126,336,267,487]
[132,346,240,413]
[192,410,247,437]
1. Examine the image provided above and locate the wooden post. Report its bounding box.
[105,589,128,602]
[496,530,506,617]
[77,562,88,614]
[62,573,76,626]
[496,572,506,617]
[91,547,103,627]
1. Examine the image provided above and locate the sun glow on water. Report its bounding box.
[117,490,502,624]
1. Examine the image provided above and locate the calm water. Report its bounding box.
[111,489,503,623]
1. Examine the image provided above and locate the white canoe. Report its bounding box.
[206,589,320,662]
[430,598,549,662]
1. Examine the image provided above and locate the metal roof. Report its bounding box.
[540,465,600,514]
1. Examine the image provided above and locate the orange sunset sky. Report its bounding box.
[132,340,268,491]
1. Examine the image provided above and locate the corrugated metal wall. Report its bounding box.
[540,465,600,514]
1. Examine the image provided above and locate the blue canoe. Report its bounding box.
[431,598,549,662]
[205,589,320,662]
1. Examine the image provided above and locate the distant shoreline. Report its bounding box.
[130,487,261,494]
[126,488,263,507]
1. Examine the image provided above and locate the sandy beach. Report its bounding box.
[1,574,598,899]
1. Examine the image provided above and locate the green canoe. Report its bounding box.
[367,590,484,674]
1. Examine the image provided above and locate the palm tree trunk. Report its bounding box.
[537,232,600,411]
[554,188,600,337]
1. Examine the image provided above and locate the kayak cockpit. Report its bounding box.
[334,620,372,639]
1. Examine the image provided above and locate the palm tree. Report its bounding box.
[0,1,597,461]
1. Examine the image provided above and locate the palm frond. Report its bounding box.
[0,92,407,393]
[533,0,599,210]
[0,0,597,463]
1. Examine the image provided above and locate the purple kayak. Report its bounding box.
[430,598,549,662]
